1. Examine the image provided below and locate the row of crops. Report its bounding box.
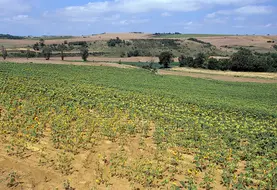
[0,62,276,189]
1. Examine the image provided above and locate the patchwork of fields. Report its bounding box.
[0,62,276,189]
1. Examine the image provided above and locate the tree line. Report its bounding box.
[1,39,89,62]
[0,34,25,39]
[158,48,277,72]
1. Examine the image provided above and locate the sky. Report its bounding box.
[0,0,276,36]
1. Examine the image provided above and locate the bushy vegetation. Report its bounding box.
[0,34,25,39]
[80,46,89,61]
[0,62,276,189]
[153,32,182,36]
[42,46,52,60]
[187,38,212,47]
[179,48,277,72]
[127,49,152,57]
[179,55,194,67]
[68,41,87,46]
[107,37,124,47]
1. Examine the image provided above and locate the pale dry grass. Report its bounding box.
[171,67,277,80]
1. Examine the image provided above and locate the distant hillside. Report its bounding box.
[0,34,25,39]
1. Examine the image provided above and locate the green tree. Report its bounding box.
[58,43,67,60]
[26,48,31,59]
[159,51,174,68]
[80,46,89,61]
[42,46,52,60]
[193,53,206,68]
[230,48,254,71]
[178,55,194,67]
[1,46,7,60]
[207,58,220,70]
[39,38,45,48]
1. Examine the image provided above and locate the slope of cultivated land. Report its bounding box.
[0,33,151,48]
[2,33,276,56]
[0,62,276,190]
[197,35,277,53]
[3,58,277,83]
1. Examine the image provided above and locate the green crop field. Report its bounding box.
[0,62,276,189]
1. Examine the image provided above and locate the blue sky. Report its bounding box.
[0,0,276,36]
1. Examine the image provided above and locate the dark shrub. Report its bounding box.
[80,46,89,61]
[193,53,206,68]
[159,51,174,68]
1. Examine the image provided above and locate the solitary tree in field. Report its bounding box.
[159,51,174,68]
[80,46,89,61]
[42,46,52,60]
[26,48,31,59]
[58,43,66,60]
[1,46,7,60]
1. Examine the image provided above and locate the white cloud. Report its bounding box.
[232,25,246,28]
[234,5,273,14]
[112,18,149,25]
[161,12,171,17]
[104,14,121,21]
[52,0,268,17]
[234,17,246,21]
[12,14,29,20]
[207,5,273,19]
[0,0,31,15]
[205,17,229,24]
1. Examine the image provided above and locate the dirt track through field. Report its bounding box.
[2,58,277,84]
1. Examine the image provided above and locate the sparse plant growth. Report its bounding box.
[159,51,174,68]
[63,180,75,190]
[6,172,19,188]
